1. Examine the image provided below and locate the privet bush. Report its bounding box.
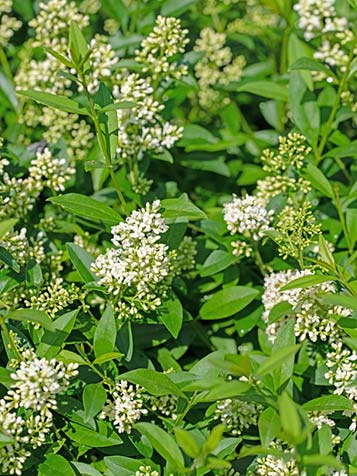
[1,0,357,475]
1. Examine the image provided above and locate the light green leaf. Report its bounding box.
[161,194,207,221]
[303,395,354,412]
[94,304,117,358]
[49,193,121,225]
[83,383,107,421]
[120,368,184,397]
[18,90,90,115]
[174,428,200,458]
[134,422,184,469]
[158,291,183,338]
[38,454,76,476]
[200,286,259,320]
[6,308,54,331]
[256,344,301,377]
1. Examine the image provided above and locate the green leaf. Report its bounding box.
[66,422,123,447]
[0,367,13,388]
[200,250,237,277]
[268,301,293,324]
[69,21,88,66]
[57,350,87,366]
[280,273,334,291]
[347,209,357,248]
[104,456,141,475]
[200,286,259,320]
[66,243,97,283]
[256,344,301,377]
[18,90,90,115]
[272,320,296,391]
[0,246,20,272]
[259,408,280,447]
[161,0,196,16]
[0,433,15,447]
[174,428,200,458]
[0,73,18,110]
[203,424,225,455]
[197,381,251,402]
[303,454,344,469]
[38,454,76,476]
[95,83,118,160]
[290,56,333,75]
[6,308,54,331]
[94,304,117,358]
[46,47,74,69]
[322,293,357,310]
[278,392,303,445]
[120,368,184,397]
[72,463,103,476]
[93,352,123,365]
[134,422,184,469]
[83,383,107,421]
[37,309,78,359]
[0,219,17,240]
[161,194,207,221]
[158,291,183,338]
[49,193,121,225]
[304,163,334,198]
[233,81,289,101]
[303,395,354,412]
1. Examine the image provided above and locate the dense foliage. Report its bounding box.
[1,0,357,474]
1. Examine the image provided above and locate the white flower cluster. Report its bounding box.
[135,16,189,80]
[114,73,183,163]
[294,0,346,41]
[252,454,300,476]
[0,169,42,219]
[0,349,77,475]
[0,0,21,47]
[294,0,353,78]
[92,201,196,319]
[100,380,148,433]
[262,269,349,343]
[15,1,93,158]
[194,27,246,111]
[325,342,357,431]
[29,147,75,192]
[92,201,172,319]
[132,466,159,476]
[0,148,74,218]
[0,228,28,265]
[310,411,334,430]
[29,0,89,49]
[223,194,273,241]
[214,399,262,435]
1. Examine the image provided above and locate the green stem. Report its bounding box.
[0,318,22,361]
[252,240,267,275]
[315,35,357,164]
[334,184,353,255]
[80,73,129,215]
